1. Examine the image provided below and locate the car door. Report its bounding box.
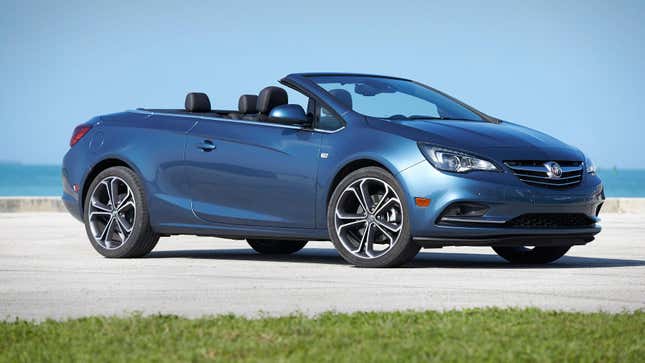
[185,117,322,228]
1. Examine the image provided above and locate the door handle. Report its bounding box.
[197,140,216,152]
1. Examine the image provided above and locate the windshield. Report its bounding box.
[308,75,484,121]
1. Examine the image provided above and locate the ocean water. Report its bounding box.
[0,163,644,197]
[0,164,62,196]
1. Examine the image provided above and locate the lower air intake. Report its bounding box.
[506,214,595,228]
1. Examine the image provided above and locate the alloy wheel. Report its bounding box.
[334,177,403,259]
[88,176,136,250]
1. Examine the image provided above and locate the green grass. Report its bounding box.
[1,309,643,362]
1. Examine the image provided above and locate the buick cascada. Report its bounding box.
[62,73,604,267]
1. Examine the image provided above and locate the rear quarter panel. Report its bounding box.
[72,111,197,227]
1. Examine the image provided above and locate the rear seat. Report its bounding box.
[185,92,211,112]
[230,94,258,120]
[184,88,287,121]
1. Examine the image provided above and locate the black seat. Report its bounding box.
[239,94,259,120]
[239,94,258,114]
[185,92,211,112]
[256,86,288,121]
[328,89,353,108]
[229,94,259,120]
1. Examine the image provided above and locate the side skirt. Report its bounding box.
[156,223,330,241]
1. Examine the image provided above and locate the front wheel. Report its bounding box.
[492,246,571,264]
[327,167,420,268]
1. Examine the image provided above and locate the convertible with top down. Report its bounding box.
[62,73,604,267]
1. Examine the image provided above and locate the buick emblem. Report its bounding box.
[544,161,562,179]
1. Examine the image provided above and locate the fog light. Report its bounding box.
[441,203,489,217]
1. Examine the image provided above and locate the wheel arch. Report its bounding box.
[80,158,138,214]
[326,158,395,207]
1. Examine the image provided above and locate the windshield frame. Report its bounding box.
[303,74,499,124]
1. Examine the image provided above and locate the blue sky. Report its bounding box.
[1,0,644,168]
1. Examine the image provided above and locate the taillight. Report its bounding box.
[70,125,92,147]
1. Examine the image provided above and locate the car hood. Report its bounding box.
[369,118,584,161]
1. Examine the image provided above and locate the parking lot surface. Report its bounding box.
[1,213,644,320]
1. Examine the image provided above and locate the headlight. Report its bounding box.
[418,143,499,173]
[585,156,596,174]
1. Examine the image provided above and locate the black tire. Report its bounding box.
[247,239,308,254]
[492,246,571,264]
[327,166,420,268]
[83,166,160,258]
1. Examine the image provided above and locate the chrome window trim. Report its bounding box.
[128,109,346,134]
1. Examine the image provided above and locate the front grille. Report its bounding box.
[505,160,583,188]
[506,214,595,228]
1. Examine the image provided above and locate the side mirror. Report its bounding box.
[269,104,309,126]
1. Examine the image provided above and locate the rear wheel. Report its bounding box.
[84,166,160,258]
[247,239,308,254]
[492,246,571,264]
[327,167,420,268]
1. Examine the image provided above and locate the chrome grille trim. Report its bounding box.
[505,161,583,188]
[504,165,582,174]
[512,173,581,181]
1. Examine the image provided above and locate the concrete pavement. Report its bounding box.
[3,197,645,213]
[1,212,644,320]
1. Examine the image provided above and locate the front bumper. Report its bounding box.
[397,161,604,246]
[414,233,597,248]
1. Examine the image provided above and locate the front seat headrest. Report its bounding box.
[238,94,258,114]
[185,92,211,112]
[257,86,288,114]
[328,89,353,108]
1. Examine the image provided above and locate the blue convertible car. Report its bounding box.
[62,73,604,267]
